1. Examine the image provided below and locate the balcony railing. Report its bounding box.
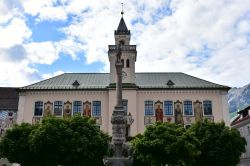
[203,115,214,122]
[108,45,136,52]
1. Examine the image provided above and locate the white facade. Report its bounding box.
[17,89,229,136]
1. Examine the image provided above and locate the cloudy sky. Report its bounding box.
[0,0,250,88]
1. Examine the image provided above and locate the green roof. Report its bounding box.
[20,72,230,90]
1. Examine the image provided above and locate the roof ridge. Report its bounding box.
[64,72,109,74]
[135,72,182,74]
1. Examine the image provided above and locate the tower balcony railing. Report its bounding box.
[108,45,137,52]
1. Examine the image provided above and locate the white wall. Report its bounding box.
[17,89,229,136]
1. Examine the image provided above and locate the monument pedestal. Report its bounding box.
[104,157,133,166]
[104,106,133,166]
[104,34,133,166]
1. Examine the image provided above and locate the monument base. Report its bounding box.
[104,157,133,166]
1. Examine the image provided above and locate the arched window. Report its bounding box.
[126,59,130,68]
[121,59,124,67]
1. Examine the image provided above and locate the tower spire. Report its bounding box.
[121,3,124,17]
[115,3,130,35]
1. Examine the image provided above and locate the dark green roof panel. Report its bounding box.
[115,17,130,35]
[20,72,229,90]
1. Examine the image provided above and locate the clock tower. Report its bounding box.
[108,14,137,84]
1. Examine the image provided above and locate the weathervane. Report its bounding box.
[121,3,124,16]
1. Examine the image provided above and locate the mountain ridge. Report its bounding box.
[228,83,250,118]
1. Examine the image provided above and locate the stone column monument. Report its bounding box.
[104,44,133,166]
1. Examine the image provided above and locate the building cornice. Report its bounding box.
[21,90,108,95]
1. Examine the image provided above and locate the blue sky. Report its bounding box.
[0,0,250,87]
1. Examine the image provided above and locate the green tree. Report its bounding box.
[29,116,109,166]
[132,122,199,166]
[0,116,109,166]
[0,123,40,166]
[189,120,246,166]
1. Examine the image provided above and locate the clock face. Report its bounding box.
[122,71,127,80]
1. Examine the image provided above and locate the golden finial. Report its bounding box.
[121,3,124,16]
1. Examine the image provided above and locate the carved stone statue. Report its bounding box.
[44,101,53,117]
[194,100,203,121]
[83,101,91,117]
[175,101,184,125]
[155,101,163,122]
[63,101,72,118]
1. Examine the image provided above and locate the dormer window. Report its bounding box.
[72,80,80,87]
[166,80,175,87]
[126,59,130,68]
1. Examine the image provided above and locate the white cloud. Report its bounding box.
[24,42,59,65]
[0,41,59,86]
[1,0,250,87]
[21,0,52,17]
[42,70,64,80]
[46,0,250,87]
[61,9,117,64]
[0,0,22,23]
[21,0,67,21]
[37,6,67,21]
[0,59,41,87]
[55,38,83,60]
[0,18,31,48]
[133,0,250,87]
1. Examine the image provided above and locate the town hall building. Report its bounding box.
[17,15,230,136]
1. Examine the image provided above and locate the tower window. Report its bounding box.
[119,40,125,45]
[121,59,124,67]
[126,59,130,68]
